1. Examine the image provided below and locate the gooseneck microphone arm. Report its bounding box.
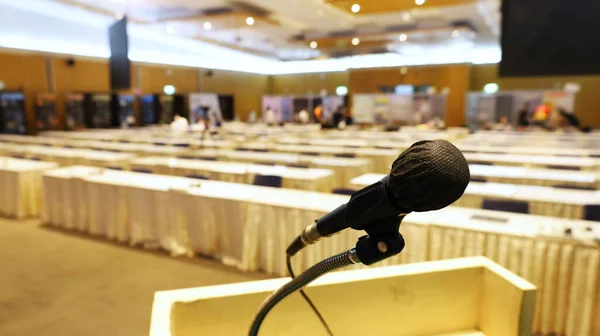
[248,140,470,335]
[248,215,406,336]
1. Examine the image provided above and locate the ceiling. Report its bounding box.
[53,0,501,61]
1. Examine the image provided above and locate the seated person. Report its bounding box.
[492,116,512,131]
[170,114,189,132]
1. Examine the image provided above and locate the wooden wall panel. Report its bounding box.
[349,64,469,126]
[469,64,600,128]
[200,70,268,121]
[52,57,110,129]
[0,52,48,133]
[137,65,198,94]
[269,72,349,96]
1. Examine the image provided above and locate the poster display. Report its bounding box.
[465,90,577,130]
[189,93,222,124]
[543,90,576,112]
[0,92,26,134]
[66,93,86,130]
[352,94,375,123]
[35,94,58,131]
[90,93,112,128]
[116,95,135,125]
[262,96,284,123]
[140,95,157,125]
[388,94,413,123]
[352,93,447,125]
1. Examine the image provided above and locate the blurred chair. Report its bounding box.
[132,168,152,174]
[253,175,282,188]
[252,149,269,153]
[235,148,250,151]
[300,152,319,156]
[174,143,190,148]
[482,199,529,214]
[153,142,166,146]
[335,153,356,158]
[547,165,580,171]
[553,184,596,191]
[178,156,196,160]
[185,174,209,180]
[469,176,487,183]
[106,166,123,170]
[584,205,600,221]
[332,188,356,195]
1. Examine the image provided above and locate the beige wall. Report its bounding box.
[268,72,349,96]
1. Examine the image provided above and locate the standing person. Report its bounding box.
[516,103,530,130]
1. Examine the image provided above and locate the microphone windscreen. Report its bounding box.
[386,140,470,212]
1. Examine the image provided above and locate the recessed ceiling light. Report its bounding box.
[415,0,425,5]
[351,4,360,13]
[310,41,318,49]
[452,30,460,38]
[165,25,175,34]
[204,22,212,30]
[399,34,408,42]
[352,37,360,45]
[246,17,255,25]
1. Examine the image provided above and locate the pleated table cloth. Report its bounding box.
[0,157,58,219]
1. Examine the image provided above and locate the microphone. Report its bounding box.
[286,140,470,257]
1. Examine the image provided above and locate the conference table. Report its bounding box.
[463,152,600,170]
[41,167,600,335]
[468,164,598,189]
[350,174,600,220]
[0,157,58,219]
[129,157,335,192]
[192,149,372,188]
[10,146,137,169]
[458,144,600,157]
[237,143,398,174]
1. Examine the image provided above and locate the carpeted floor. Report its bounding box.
[0,218,267,336]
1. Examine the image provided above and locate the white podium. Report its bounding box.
[150,257,536,336]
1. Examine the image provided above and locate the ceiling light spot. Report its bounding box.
[246,17,255,26]
[204,22,212,30]
[352,37,360,45]
[310,41,318,49]
[351,4,360,13]
[399,34,408,42]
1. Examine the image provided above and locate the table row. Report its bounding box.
[351,174,600,220]
[41,167,600,336]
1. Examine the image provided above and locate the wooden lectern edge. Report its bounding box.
[149,257,536,336]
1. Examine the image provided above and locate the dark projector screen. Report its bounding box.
[500,0,600,77]
[109,17,131,90]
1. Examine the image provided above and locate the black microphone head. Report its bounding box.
[386,140,470,212]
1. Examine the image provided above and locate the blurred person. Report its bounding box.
[298,108,310,124]
[313,104,323,123]
[516,103,530,129]
[248,110,257,123]
[170,113,189,132]
[264,106,275,125]
[332,106,344,128]
[493,116,512,131]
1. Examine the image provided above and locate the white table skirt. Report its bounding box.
[0,158,58,219]
[40,168,600,336]
[130,161,335,193]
